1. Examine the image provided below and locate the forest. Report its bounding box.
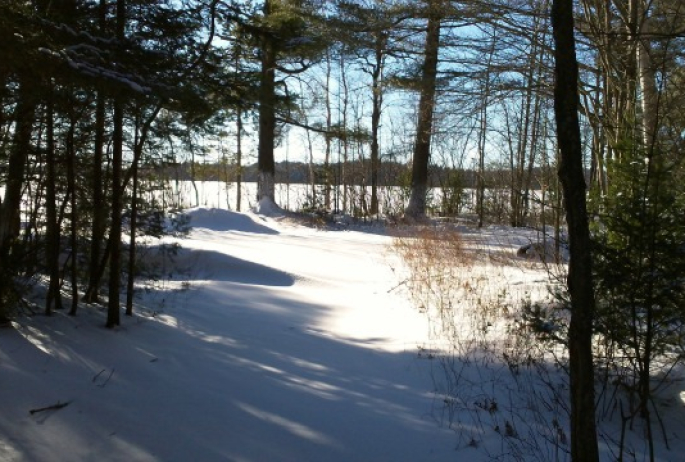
[1,1,685,461]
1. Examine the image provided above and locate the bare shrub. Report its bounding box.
[391,225,476,340]
[390,224,571,460]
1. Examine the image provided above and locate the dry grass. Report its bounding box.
[389,224,574,460]
[389,224,559,346]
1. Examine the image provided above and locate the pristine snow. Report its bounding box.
[1,201,684,461]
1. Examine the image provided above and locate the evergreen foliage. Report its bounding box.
[592,144,685,421]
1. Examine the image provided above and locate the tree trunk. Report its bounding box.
[637,20,658,156]
[236,107,243,212]
[370,32,385,216]
[324,50,333,211]
[107,97,123,328]
[406,1,441,219]
[257,0,277,204]
[84,0,108,304]
[0,80,37,320]
[551,1,600,461]
[45,102,63,315]
[106,0,126,328]
[477,27,497,228]
[84,94,107,303]
[340,50,350,214]
[66,113,79,315]
[126,152,138,317]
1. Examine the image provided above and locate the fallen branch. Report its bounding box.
[93,368,115,388]
[29,401,71,415]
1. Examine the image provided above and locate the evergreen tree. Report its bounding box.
[405,0,443,219]
[227,0,329,205]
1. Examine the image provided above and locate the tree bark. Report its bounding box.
[369,31,385,216]
[125,151,138,317]
[66,112,79,315]
[83,94,107,304]
[551,0,600,461]
[257,0,277,204]
[106,97,123,328]
[84,0,108,304]
[236,107,243,212]
[637,15,658,156]
[0,79,37,321]
[324,50,333,211]
[405,0,441,219]
[45,102,63,315]
[106,0,126,328]
[477,27,497,228]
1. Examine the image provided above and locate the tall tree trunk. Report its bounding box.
[107,98,123,328]
[637,20,658,156]
[233,36,244,212]
[324,50,333,211]
[340,50,350,213]
[551,0,600,461]
[306,117,316,205]
[0,80,37,321]
[236,107,243,212]
[636,4,658,457]
[66,112,79,315]
[477,27,497,228]
[257,0,277,204]
[84,0,108,304]
[126,151,139,317]
[84,94,107,303]
[370,32,385,216]
[45,102,63,315]
[406,0,441,218]
[106,0,126,328]
[511,21,544,227]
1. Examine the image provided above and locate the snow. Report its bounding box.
[0,207,452,461]
[1,204,684,461]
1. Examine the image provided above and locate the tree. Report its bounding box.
[551,0,600,459]
[83,0,108,305]
[234,0,328,205]
[334,0,409,215]
[105,0,127,328]
[405,0,443,218]
[0,0,227,324]
[0,76,39,322]
[579,1,685,457]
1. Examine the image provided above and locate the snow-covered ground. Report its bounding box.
[0,205,453,462]
[1,201,684,461]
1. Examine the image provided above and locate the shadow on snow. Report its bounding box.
[0,283,452,462]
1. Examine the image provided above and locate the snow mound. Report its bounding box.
[185,207,279,234]
[252,197,286,218]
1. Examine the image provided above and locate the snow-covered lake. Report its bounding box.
[149,180,438,215]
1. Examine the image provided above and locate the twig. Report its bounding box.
[98,368,115,388]
[29,401,70,415]
[92,368,115,387]
[387,279,408,293]
[92,369,107,382]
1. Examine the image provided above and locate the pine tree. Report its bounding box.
[405,0,443,219]
[228,0,328,205]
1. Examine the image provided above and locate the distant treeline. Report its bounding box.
[147,160,546,190]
